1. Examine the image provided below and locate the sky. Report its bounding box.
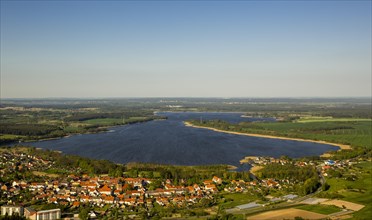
[1,1,371,98]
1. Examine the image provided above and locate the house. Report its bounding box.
[98,185,112,195]
[1,205,24,216]
[24,208,61,220]
[203,180,213,185]
[205,184,218,192]
[193,184,201,191]
[103,196,115,204]
[124,198,136,206]
[24,207,36,219]
[212,176,222,184]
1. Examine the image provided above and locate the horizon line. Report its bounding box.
[1,96,371,100]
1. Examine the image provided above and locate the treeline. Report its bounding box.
[64,111,155,122]
[0,123,61,136]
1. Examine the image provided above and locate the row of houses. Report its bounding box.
[2,171,223,211]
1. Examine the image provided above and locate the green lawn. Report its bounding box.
[296,204,341,215]
[219,193,259,209]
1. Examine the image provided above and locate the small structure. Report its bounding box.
[325,160,335,166]
[236,202,260,210]
[282,194,298,201]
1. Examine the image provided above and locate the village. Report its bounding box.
[0,149,363,219]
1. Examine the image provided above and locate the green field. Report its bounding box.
[255,121,371,148]
[296,204,341,215]
[190,120,372,149]
[219,193,259,209]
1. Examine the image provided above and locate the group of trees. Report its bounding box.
[258,163,318,182]
[257,163,321,196]
[0,123,61,136]
[64,111,154,122]
[124,163,251,186]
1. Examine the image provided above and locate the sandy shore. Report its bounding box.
[183,121,351,150]
[250,165,264,175]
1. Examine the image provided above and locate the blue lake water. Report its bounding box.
[19,112,338,168]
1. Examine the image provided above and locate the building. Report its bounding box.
[325,160,335,165]
[24,207,61,220]
[1,205,24,216]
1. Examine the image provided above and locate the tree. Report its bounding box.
[79,207,90,220]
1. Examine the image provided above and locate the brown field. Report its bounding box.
[321,199,365,211]
[247,208,328,220]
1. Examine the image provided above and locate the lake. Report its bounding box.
[19,112,338,168]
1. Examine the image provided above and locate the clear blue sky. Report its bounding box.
[1,1,371,98]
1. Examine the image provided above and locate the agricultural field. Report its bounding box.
[247,208,328,220]
[296,204,341,215]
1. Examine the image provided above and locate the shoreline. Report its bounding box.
[183,121,351,151]
[3,119,159,146]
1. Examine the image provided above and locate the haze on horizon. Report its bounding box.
[1,1,371,98]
